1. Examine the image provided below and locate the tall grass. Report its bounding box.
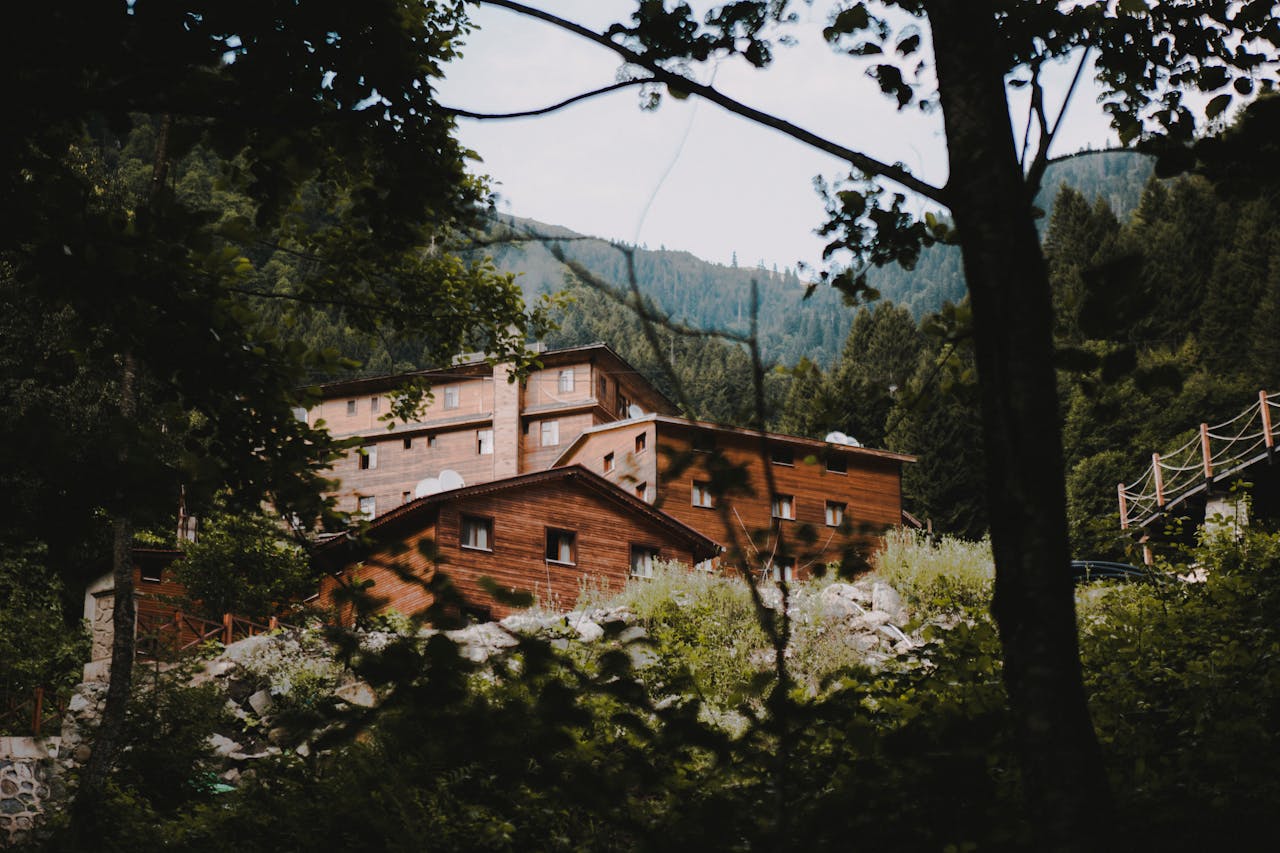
[874,528,994,615]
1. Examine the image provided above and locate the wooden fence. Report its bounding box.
[0,687,68,737]
[135,610,288,661]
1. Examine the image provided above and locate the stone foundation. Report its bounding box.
[0,739,59,848]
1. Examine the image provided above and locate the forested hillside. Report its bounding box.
[769,120,1280,555]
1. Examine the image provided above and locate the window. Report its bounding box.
[443,385,460,409]
[291,406,308,423]
[598,376,608,400]
[618,393,631,418]
[346,399,357,415]
[770,446,795,466]
[692,481,714,508]
[358,496,376,518]
[140,565,163,583]
[630,545,660,578]
[427,434,438,448]
[603,452,615,473]
[359,444,377,470]
[541,420,559,447]
[558,368,574,393]
[477,429,493,455]
[370,395,380,414]
[402,491,411,504]
[461,515,493,551]
[635,482,649,502]
[635,432,647,453]
[767,557,795,583]
[826,454,848,474]
[545,529,576,564]
[692,432,715,453]
[825,500,846,527]
[695,558,716,573]
[403,437,413,450]
[771,494,795,520]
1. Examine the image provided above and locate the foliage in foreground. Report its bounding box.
[46,528,1280,851]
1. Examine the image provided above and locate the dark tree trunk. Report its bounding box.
[926,1,1113,847]
[71,354,137,832]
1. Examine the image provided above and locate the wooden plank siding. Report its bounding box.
[556,417,912,579]
[313,345,680,518]
[318,467,718,622]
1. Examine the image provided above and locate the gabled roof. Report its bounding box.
[315,464,719,562]
[551,413,917,467]
[303,342,675,413]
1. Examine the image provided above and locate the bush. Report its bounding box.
[0,545,89,702]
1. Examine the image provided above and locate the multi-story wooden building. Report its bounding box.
[315,466,719,621]
[304,343,676,519]
[553,415,915,580]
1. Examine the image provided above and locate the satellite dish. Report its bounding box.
[437,469,465,492]
[627,404,643,419]
[824,431,862,448]
[415,477,441,498]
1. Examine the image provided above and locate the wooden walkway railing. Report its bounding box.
[1120,390,1278,530]
[0,687,69,737]
[136,610,289,661]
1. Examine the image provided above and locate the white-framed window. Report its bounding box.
[541,420,559,447]
[692,480,714,508]
[825,500,846,527]
[477,428,493,455]
[370,395,380,414]
[630,545,660,578]
[443,385,460,409]
[545,528,576,564]
[346,399,357,416]
[771,494,794,520]
[359,444,377,470]
[357,496,376,518]
[558,368,574,393]
[461,515,493,551]
[604,452,615,473]
[767,557,795,583]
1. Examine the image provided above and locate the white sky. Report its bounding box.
[437,1,1119,271]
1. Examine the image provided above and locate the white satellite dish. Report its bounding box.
[824,431,862,448]
[415,477,441,498]
[627,404,643,419]
[437,469,465,492]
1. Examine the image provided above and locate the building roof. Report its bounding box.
[315,464,720,563]
[304,342,675,412]
[551,413,917,467]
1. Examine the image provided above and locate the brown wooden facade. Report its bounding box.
[306,344,676,519]
[316,466,719,622]
[554,416,915,580]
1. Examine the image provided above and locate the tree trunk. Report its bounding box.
[926,1,1113,847]
[71,354,137,831]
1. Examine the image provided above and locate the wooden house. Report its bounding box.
[315,465,719,622]
[303,343,676,520]
[553,415,915,580]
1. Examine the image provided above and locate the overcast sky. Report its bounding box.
[436,1,1119,272]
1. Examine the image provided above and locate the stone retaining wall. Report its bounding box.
[0,738,59,848]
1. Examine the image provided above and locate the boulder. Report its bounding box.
[208,733,242,758]
[334,680,377,708]
[247,689,275,717]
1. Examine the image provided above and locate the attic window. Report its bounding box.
[692,433,715,453]
[826,455,848,474]
[770,446,794,466]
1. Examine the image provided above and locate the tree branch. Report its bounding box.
[1026,48,1093,196]
[438,79,649,120]
[476,0,946,204]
